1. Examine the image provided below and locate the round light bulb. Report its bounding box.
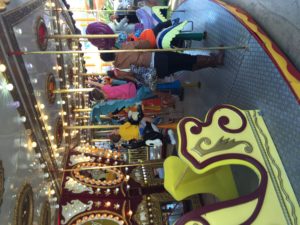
[0,64,6,72]
[6,83,14,91]
[31,142,37,148]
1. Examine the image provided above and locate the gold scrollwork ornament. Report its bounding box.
[0,0,10,12]
[192,136,253,157]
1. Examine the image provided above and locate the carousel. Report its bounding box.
[0,0,299,224]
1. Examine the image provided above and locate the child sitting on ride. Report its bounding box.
[109,113,164,148]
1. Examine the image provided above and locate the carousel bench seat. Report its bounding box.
[164,104,299,225]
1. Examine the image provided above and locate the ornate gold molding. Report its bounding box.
[39,200,51,225]
[192,136,253,156]
[0,0,10,12]
[0,161,4,206]
[13,183,34,225]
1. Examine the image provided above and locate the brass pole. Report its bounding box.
[79,73,106,76]
[64,125,120,129]
[73,108,92,112]
[19,45,248,55]
[59,161,164,172]
[53,88,94,94]
[45,8,186,13]
[76,115,110,119]
[47,34,119,39]
[90,138,111,142]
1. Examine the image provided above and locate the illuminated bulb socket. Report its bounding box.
[49,197,57,202]
[31,78,38,84]
[50,204,59,209]
[126,185,130,190]
[0,64,7,72]
[39,104,45,109]
[54,153,59,157]
[14,27,23,35]
[53,65,62,71]
[35,153,42,158]
[45,2,51,7]
[50,189,55,195]
[40,163,46,169]
[31,142,37,148]
[19,116,26,123]
[25,63,33,71]
[55,42,60,46]
[49,135,55,140]
[47,126,52,131]
[43,115,49,120]
[43,173,49,178]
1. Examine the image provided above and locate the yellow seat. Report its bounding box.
[163,104,299,225]
[164,156,238,202]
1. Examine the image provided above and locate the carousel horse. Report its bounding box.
[86,20,205,50]
[163,104,299,225]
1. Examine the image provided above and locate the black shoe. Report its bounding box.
[203,31,208,40]
[179,88,184,101]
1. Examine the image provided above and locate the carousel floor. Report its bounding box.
[172,0,300,203]
[222,0,300,71]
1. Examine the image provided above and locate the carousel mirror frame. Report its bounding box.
[13,183,34,225]
[46,73,56,104]
[35,16,48,51]
[0,160,4,206]
[39,200,51,225]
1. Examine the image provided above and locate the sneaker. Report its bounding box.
[146,139,163,147]
[179,88,184,101]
